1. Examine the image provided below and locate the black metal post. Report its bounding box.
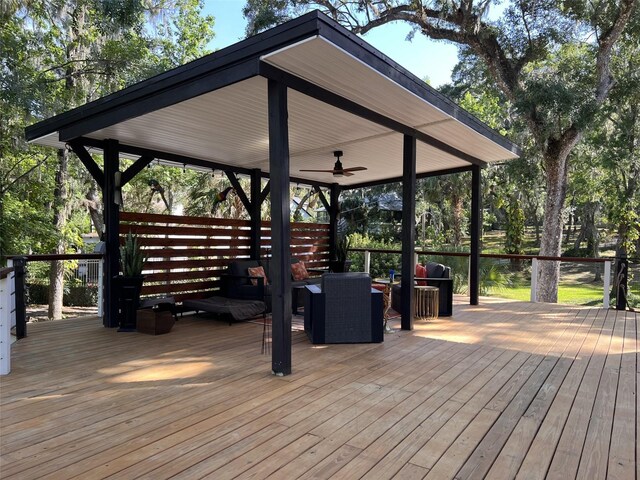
[470,165,482,305]
[329,184,340,262]
[103,139,120,328]
[250,169,262,260]
[616,254,628,310]
[12,257,27,339]
[401,135,416,330]
[268,79,292,376]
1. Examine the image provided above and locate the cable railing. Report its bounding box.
[349,247,622,309]
[4,254,104,338]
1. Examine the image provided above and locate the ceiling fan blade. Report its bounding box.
[299,169,335,173]
[342,166,367,172]
[343,171,355,177]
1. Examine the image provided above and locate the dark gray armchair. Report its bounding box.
[304,273,384,344]
[391,262,454,316]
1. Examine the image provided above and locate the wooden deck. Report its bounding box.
[1,297,637,479]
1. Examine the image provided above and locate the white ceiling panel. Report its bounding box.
[79,76,475,186]
[262,36,518,163]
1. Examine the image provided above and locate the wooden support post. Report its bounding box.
[470,165,482,305]
[268,79,292,375]
[250,169,262,260]
[103,139,120,328]
[0,267,12,375]
[364,250,371,274]
[12,257,26,339]
[530,258,538,302]
[603,260,611,309]
[329,184,340,262]
[401,134,416,330]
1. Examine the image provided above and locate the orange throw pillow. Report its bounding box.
[415,264,427,286]
[247,266,268,286]
[291,261,309,281]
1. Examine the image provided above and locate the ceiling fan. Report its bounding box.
[300,151,368,177]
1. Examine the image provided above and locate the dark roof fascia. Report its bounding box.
[342,165,474,190]
[25,11,326,142]
[314,12,522,158]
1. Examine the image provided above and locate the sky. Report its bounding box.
[204,1,460,87]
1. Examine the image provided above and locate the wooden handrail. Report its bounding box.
[4,253,103,261]
[0,267,14,279]
[348,247,613,264]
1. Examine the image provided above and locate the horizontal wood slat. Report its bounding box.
[143,269,226,283]
[135,238,251,248]
[119,213,330,301]
[121,211,251,227]
[120,224,251,238]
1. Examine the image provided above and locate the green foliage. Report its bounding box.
[120,232,145,277]
[504,202,525,255]
[348,233,400,278]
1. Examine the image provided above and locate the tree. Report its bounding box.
[2,1,214,318]
[244,0,638,302]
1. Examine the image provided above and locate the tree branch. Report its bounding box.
[1,154,52,195]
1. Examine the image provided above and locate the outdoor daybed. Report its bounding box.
[223,258,324,312]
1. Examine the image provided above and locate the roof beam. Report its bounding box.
[120,155,154,186]
[68,139,104,186]
[342,165,474,190]
[71,137,334,188]
[225,170,252,212]
[259,62,487,168]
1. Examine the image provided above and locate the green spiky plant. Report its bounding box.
[120,232,145,277]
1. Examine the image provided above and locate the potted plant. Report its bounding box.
[115,232,146,331]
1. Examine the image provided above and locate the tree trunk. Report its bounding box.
[451,194,463,246]
[85,184,104,237]
[48,149,68,320]
[537,150,570,303]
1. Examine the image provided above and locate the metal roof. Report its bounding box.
[26,10,520,187]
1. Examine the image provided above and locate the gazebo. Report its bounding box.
[26,10,520,375]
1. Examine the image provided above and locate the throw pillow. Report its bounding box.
[415,264,427,286]
[247,266,268,286]
[291,261,309,281]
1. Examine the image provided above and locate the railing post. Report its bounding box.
[97,258,104,318]
[12,257,27,339]
[364,250,371,274]
[603,260,611,309]
[0,270,13,375]
[530,258,538,303]
[616,254,628,310]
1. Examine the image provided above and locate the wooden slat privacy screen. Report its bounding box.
[120,212,330,301]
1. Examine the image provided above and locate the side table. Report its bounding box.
[414,285,439,320]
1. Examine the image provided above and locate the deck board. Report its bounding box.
[1,297,637,479]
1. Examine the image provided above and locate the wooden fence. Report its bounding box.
[120,212,330,301]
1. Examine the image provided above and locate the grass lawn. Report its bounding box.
[488,282,605,306]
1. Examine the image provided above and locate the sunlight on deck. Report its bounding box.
[2,297,637,480]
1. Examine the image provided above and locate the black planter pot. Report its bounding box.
[329,260,352,273]
[114,275,144,332]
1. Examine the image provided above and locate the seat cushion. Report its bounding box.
[229,260,260,285]
[291,261,309,281]
[416,264,427,286]
[247,266,268,286]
